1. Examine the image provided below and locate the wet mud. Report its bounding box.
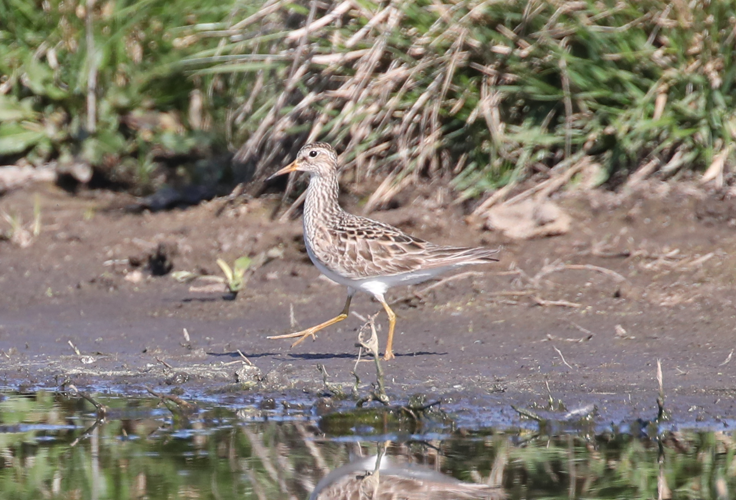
[1,182,735,428]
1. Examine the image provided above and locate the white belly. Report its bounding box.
[305,241,448,298]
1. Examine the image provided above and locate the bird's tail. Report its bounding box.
[424,245,500,268]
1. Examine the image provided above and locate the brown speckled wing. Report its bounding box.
[316,474,503,500]
[309,214,497,280]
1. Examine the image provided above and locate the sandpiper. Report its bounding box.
[309,452,505,500]
[267,143,498,360]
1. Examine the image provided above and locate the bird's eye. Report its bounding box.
[308,150,318,158]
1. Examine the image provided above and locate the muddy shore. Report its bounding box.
[1,182,735,428]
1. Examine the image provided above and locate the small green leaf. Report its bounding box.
[172,270,200,283]
[0,122,45,155]
[81,131,126,165]
[216,258,234,283]
[23,58,68,100]
[233,256,251,275]
[0,95,37,122]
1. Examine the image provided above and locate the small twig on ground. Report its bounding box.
[545,380,555,408]
[719,349,734,366]
[65,384,108,417]
[511,405,544,422]
[544,333,592,343]
[350,369,361,398]
[214,183,246,217]
[490,290,535,296]
[289,303,297,329]
[569,322,593,335]
[351,311,368,322]
[68,340,81,356]
[355,314,390,406]
[237,349,253,366]
[416,271,485,297]
[553,345,574,370]
[589,246,632,258]
[155,357,173,370]
[678,252,715,270]
[400,399,442,421]
[633,248,684,271]
[221,360,244,366]
[317,363,329,385]
[533,296,582,308]
[563,404,596,421]
[615,324,635,339]
[656,359,666,422]
[182,328,190,342]
[317,364,345,397]
[501,152,587,207]
[146,386,197,413]
[394,271,485,303]
[470,181,517,215]
[625,157,661,188]
[531,261,626,288]
[562,264,627,282]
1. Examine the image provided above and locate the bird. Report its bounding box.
[266,142,499,360]
[309,453,505,500]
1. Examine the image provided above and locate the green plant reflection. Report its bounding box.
[0,392,733,499]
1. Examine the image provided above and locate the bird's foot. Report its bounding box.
[267,330,317,347]
[383,350,395,361]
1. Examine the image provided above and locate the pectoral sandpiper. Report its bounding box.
[309,452,505,500]
[267,143,498,360]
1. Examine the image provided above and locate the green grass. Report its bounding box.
[192,0,736,202]
[0,0,232,192]
[2,0,735,199]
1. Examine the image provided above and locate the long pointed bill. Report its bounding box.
[266,160,299,182]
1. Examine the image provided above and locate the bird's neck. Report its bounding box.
[304,173,342,231]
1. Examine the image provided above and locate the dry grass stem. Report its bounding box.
[569,322,594,335]
[615,324,634,339]
[656,359,666,421]
[237,349,253,366]
[533,296,582,308]
[702,144,733,188]
[286,1,353,41]
[545,333,593,343]
[68,340,81,356]
[553,345,575,370]
[626,158,662,188]
[719,350,734,366]
[511,405,543,422]
[355,314,389,406]
[532,261,626,288]
[155,357,173,369]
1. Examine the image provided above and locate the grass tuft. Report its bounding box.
[192,0,736,202]
[2,0,736,200]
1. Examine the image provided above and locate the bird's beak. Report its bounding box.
[266,159,299,182]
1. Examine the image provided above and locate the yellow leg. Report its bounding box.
[268,294,353,347]
[377,297,396,360]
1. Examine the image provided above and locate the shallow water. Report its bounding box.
[0,391,733,499]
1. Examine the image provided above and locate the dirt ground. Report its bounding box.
[1,181,735,428]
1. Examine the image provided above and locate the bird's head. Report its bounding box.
[267,142,338,181]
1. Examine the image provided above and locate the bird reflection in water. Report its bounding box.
[310,444,505,500]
